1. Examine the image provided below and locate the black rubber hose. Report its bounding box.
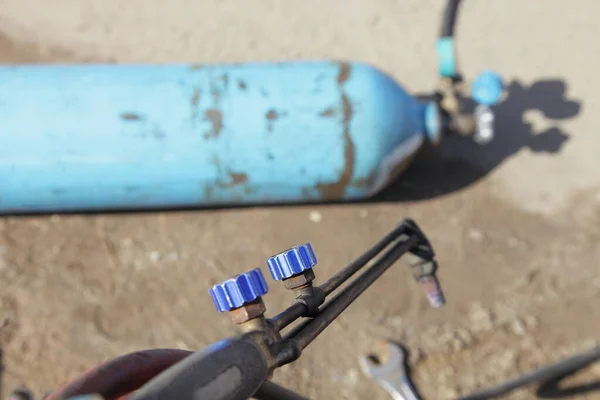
[458,345,600,400]
[440,0,462,38]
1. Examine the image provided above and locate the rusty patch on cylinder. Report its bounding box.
[266,109,278,132]
[229,172,248,185]
[203,109,223,139]
[337,61,351,86]
[315,62,355,200]
[319,107,336,118]
[265,109,287,133]
[266,109,279,121]
[216,171,249,188]
[352,170,378,189]
[121,113,143,121]
[315,62,356,200]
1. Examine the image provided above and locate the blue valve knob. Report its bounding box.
[471,70,504,106]
[267,243,317,280]
[209,268,269,312]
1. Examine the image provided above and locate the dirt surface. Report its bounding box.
[1,1,600,399]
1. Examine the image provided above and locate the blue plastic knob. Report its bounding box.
[209,268,269,312]
[267,243,317,280]
[471,70,504,106]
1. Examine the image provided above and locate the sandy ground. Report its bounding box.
[0,1,599,399]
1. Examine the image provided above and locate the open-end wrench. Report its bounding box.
[359,340,421,400]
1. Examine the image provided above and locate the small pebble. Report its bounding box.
[469,303,494,331]
[309,211,322,223]
[468,228,484,242]
[410,347,426,363]
[511,318,526,336]
[148,251,160,263]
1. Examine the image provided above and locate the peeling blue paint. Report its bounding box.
[0,61,429,213]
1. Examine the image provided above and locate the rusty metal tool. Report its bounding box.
[359,341,421,400]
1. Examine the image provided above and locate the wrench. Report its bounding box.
[359,340,421,400]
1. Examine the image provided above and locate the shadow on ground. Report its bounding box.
[537,377,600,399]
[536,362,600,399]
[375,78,582,202]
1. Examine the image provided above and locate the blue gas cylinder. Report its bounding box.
[0,61,439,213]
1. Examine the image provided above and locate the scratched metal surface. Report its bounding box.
[0,61,426,213]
